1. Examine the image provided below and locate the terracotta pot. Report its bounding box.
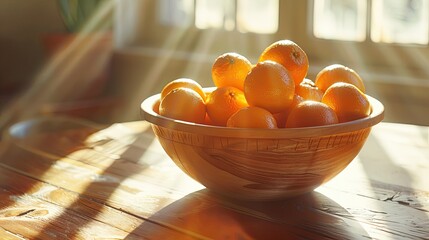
[41,32,113,101]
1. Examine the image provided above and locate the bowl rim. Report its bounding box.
[140,88,384,138]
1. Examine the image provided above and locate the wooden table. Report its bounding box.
[0,117,428,239]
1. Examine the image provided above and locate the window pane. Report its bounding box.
[371,0,429,44]
[159,0,194,27]
[195,0,235,30]
[313,0,367,41]
[237,0,279,34]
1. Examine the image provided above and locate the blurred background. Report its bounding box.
[1,0,428,132]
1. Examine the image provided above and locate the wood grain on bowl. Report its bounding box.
[151,125,370,201]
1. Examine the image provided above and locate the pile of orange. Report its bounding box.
[156,40,371,129]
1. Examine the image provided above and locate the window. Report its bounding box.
[371,0,429,44]
[313,0,429,45]
[306,0,429,85]
[236,0,279,34]
[195,0,235,30]
[313,0,367,42]
[158,0,279,34]
[159,0,194,27]
[116,0,429,82]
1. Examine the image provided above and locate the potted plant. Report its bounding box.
[40,0,116,121]
[58,0,107,32]
[44,0,113,55]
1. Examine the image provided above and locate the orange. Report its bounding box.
[315,64,365,93]
[226,106,277,129]
[203,113,214,126]
[285,101,338,128]
[243,61,295,114]
[153,98,161,114]
[273,94,304,128]
[295,78,324,101]
[160,78,206,101]
[321,82,371,123]
[205,86,249,126]
[259,39,309,86]
[211,52,252,90]
[159,87,206,124]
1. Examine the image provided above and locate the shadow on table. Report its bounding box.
[1,116,157,239]
[127,189,371,239]
[358,132,429,239]
[0,116,102,207]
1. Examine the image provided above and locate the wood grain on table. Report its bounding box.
[0,119,428,239]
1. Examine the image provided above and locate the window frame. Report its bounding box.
[300,0,429,81]
[119,0,429,84]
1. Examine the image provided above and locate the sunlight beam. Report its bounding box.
[0,0,115,129]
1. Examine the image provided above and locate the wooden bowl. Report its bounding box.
[140,89,384,201]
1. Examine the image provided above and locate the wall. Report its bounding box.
[0,0,65,95]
